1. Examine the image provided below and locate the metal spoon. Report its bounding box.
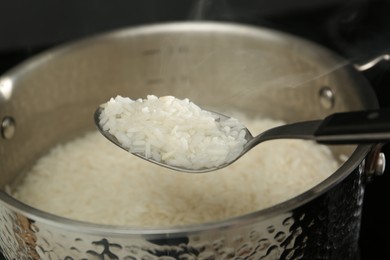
[95,107,390,173]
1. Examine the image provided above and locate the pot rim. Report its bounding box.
[0,21,378,238]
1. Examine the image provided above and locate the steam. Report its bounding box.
[189,0,261,23]
[190,0,212,20]
[183,0,389,101]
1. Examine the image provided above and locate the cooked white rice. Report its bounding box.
[99,95,248,170]
[13,115,338,227]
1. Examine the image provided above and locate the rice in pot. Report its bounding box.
[12,114,338,227]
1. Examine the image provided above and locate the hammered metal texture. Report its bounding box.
[0,165,364,260]
[0,207,39,260]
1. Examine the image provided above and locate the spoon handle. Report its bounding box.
[315,108,390,144]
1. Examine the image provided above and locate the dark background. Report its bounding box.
[0,0,389,259]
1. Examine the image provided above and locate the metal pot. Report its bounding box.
[0,22,385,259]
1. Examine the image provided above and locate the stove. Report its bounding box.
[1,1,389,259]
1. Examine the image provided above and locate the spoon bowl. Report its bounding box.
[95,106,390,173]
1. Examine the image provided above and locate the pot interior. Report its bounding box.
[0,22,377,210]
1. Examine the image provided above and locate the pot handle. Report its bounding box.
[354,54,390,71]
[364,143,386,179]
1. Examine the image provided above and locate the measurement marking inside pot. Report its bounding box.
[177,46,189,53]
[146,78,164,85]
[146,76,190,85]
[142,46,189,56]
[142,49,161,56]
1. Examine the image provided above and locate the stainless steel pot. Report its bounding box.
[0,22,385,259]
